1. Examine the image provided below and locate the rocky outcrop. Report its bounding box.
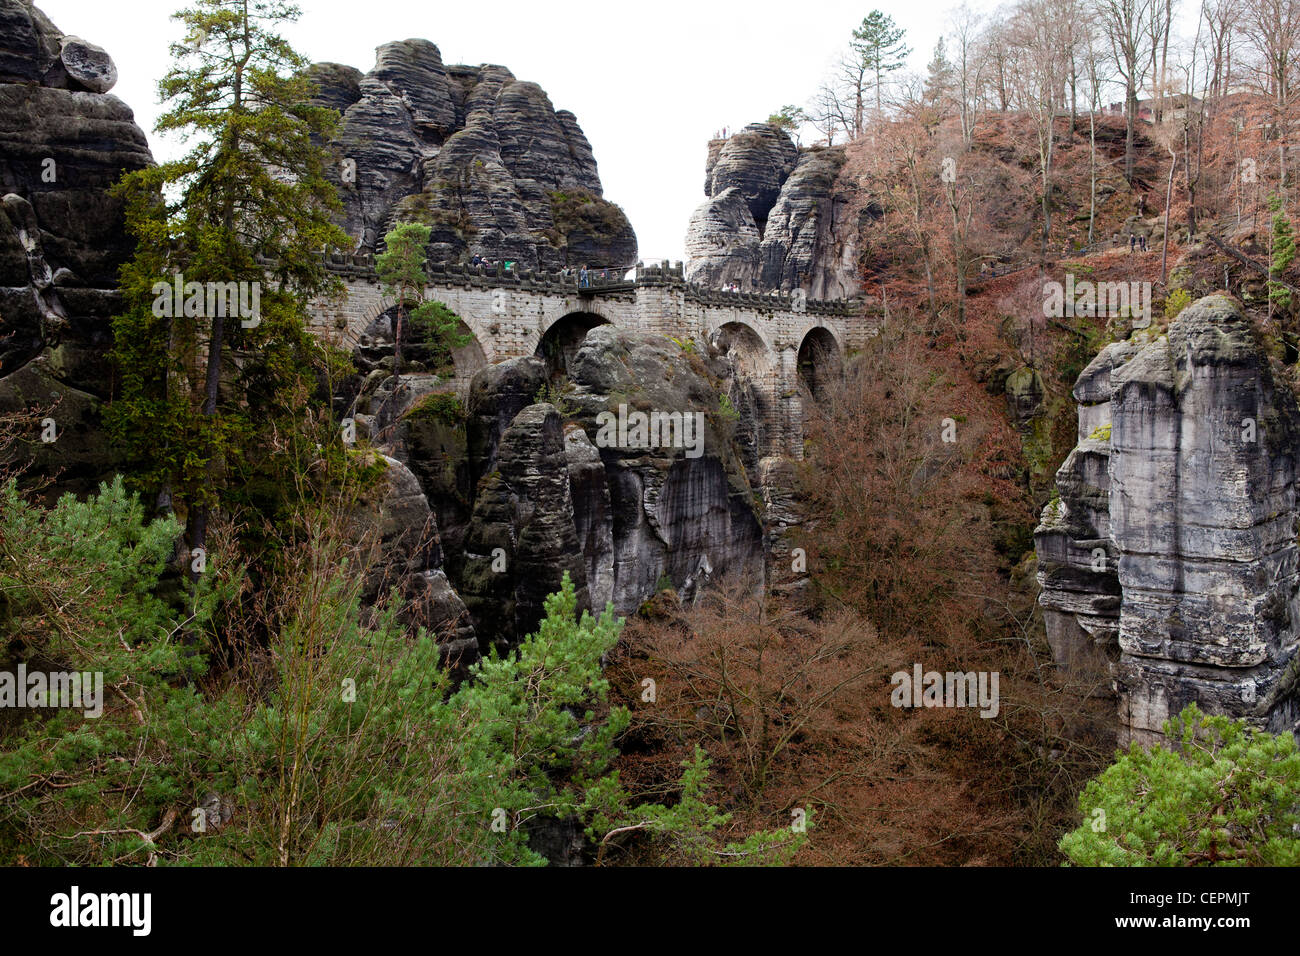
[758,147,863,300]
[357,454,477,670]
[704,124,798,231]
[564,327,765,613]
[312,40,636,270]
[402,327,766,652]
[1037,296,1300,744]
[686,123,863,298]
[1035,343,1134,676]
[683,187,761,290]
[0,0,153,493]
[458,404,591,656]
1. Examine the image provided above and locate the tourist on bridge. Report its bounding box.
[579,265,590,288]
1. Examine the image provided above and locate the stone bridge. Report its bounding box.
[308,256,875,457]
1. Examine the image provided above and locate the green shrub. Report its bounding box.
[1163,288,1192,323]
[1059,705,1300,866]
[0,481,801,866]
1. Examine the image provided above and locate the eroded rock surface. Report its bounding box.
[686,122,863,298]
[389,327,766,653]
[0,0,152,493]
[1037,296,1300,743]
[313,41,636,269]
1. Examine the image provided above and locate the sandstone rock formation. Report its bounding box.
[384,326,766,654]
[564,327,766,614]
[458,403,591,657]
[310,41,636,270]
[353,453,477,672]
[685,122,864,298]
[0,0,152,493]
[1037,296,1300,744]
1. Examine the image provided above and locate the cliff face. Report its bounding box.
[309,42,637,270]
[0,0,153,493]
[1037,296,1300,744]
[685,122,862,298]
[382,328,766,657]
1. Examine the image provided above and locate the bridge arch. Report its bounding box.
[537,310,612,380]
[709,320,771,378]
[797,326,842,401]
[361,300,488,385]
[709,321,776,467]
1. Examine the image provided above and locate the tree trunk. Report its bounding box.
[1125,78,1138,182]
[1161,140,1176,284]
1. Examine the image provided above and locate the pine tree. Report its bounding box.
[108,0,351,584]
[850,11,912,124]
[443,573,809,865]
[374,222,471,387]
[923,39,955,116]
[1060,705,1300,866]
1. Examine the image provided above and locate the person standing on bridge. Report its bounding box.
[579,265,590,288]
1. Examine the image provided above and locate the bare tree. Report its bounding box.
[809,81,853,146]
[1097,0,1157,182]
[949,2,988,145]
[1008,0,1074,262]
[977,13,1015,111]
[1081,16,1119,242]
[1202,0,1243,100]
[1238,0,1300,190]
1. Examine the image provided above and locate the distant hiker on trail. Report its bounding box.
[1129,233,1137,254]
[1139,235,1148,252]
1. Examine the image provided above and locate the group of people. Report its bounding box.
[459,257,804,293]
[713,126,732,139]
[1128,233,1149,253]
[565,265,612,288]
[469,254,518,271]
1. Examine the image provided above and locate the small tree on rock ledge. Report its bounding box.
[375,221,471,385]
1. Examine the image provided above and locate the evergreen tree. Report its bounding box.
[1060,705,1300,866]
[767,104,809,138]
[442,572,808,865]
[374,222,471,386]
[850,10,911,124]
[107,0,352,584]
[924,39,955,114]
[1269,194,1295,313]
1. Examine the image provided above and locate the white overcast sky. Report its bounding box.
[42,0,986,262]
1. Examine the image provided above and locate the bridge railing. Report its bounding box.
[311,251,859,313]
